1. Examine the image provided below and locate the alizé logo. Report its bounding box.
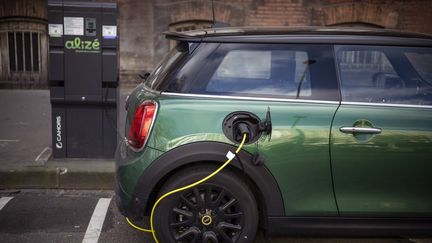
[65,37,100,53]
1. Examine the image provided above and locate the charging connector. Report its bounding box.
[222,110,272,145]
[222,111,260,144]
[234,122,250,143]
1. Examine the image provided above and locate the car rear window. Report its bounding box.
[206,49,312,97]
[214,50,272,79]
[164,43,339,101]
[146,42,189,90]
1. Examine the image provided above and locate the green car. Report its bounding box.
[116,27,432,242]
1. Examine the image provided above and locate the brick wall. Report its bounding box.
[0,0,47,20]
[247,0,309,26]
[395,0,432,33]
[117,0,432,86]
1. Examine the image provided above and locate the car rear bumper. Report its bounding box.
[115,142,164,220]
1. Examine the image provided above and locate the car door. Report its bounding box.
[331,45,432,216]
[177,43,341,216]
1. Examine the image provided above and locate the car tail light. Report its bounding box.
[128,101,157,150]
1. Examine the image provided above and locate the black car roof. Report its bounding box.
[164,26,432,46]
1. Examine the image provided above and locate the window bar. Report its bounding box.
[30,31,34,72]
[22,31,26,71]
[38,32,41,73]
[6,31,9,73]
[14,32,18,72]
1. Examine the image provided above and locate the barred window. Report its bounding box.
[8,31,40,72]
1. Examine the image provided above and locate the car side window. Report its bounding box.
[184,43,339,101]
[405,52,432,86]
[335,45,432,105]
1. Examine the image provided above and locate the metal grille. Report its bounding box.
[7,31,40,72]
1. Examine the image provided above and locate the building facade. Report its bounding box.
[1,0,432,87]
[0,0,48,88]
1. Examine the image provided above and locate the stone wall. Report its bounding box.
[118,0,154,84]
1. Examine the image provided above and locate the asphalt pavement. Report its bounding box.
[0,89,52,168]
[0,189,427,243]
[0,88,132,189]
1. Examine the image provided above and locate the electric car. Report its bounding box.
[116,27,432,242]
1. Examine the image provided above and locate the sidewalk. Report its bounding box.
[0,88,131,190]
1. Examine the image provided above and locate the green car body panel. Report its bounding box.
[117,87,340,216]
[118,91,432,218]
[332,104,432,216]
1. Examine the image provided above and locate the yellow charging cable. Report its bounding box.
[126,133,248,243]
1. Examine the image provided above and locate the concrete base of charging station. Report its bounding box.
[0,159,115,190]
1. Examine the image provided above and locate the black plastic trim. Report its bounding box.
[200,35,432,47]
[164,28,432,47]
[164,27,432,40]
[128,142,285,220]
[267,217,432,236]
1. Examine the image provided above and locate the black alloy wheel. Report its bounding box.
[153,166,258,243]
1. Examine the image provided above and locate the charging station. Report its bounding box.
[48,0,118,158]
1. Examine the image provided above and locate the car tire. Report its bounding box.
[153,165,259,243]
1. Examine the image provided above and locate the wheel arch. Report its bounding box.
[130,141,285,228]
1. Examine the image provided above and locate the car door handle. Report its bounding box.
[339,127,382,134]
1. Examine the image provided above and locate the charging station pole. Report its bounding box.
[48,0,118,158]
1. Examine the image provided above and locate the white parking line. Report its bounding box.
[0,197,13,210]
[82,198,112,243]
